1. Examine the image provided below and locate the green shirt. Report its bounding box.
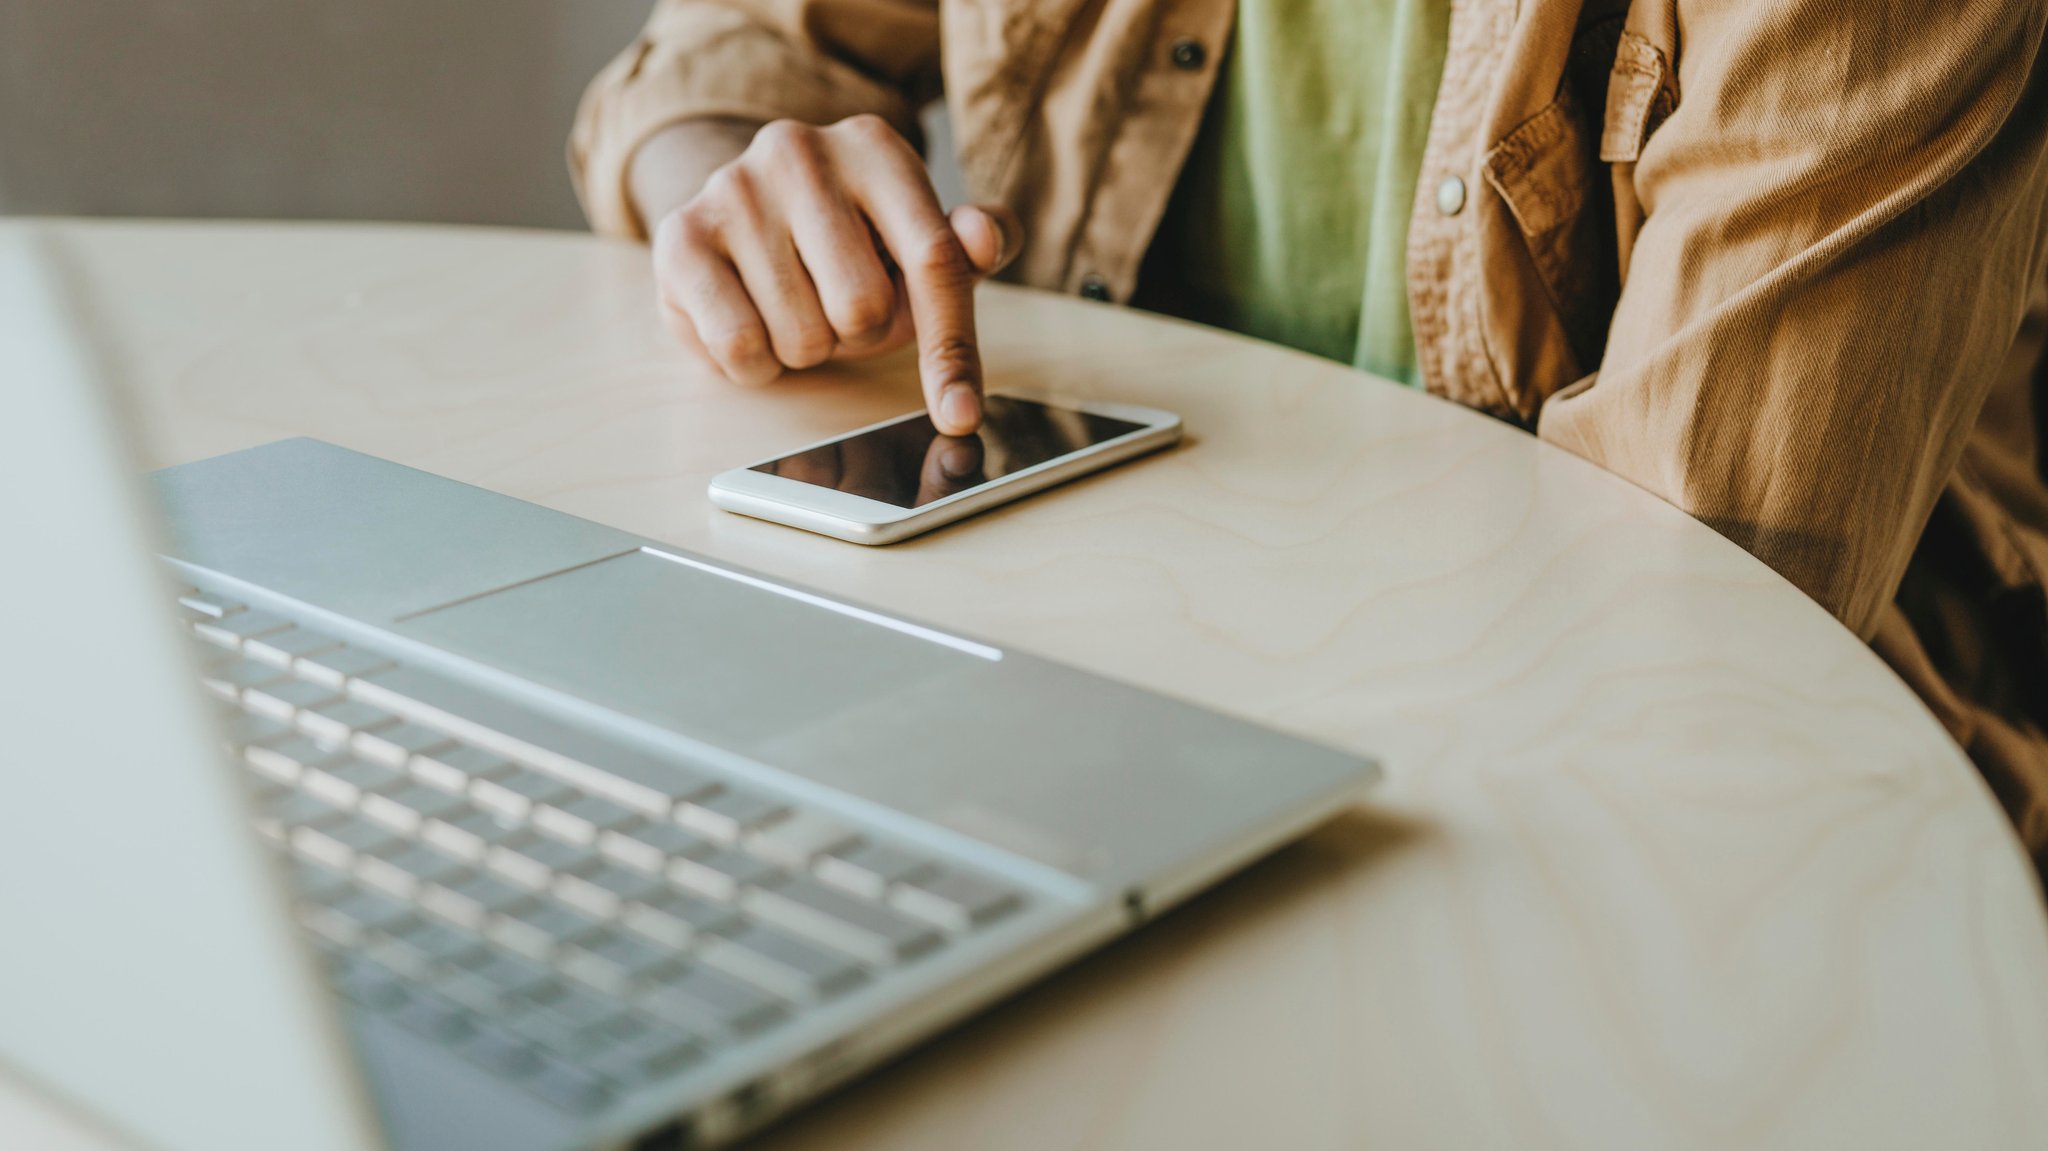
[1138,0,1453,385]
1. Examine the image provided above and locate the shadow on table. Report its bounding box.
[749,805,1428,1149]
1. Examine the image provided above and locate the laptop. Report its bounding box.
[0,224,1378,1151]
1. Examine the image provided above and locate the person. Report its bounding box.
[571,0,2048,879]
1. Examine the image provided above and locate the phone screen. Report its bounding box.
[751,395,1146,508]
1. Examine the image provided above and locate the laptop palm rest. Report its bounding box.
[392,546,1363,892]
[393,548,967,751]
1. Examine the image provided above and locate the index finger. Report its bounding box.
[848,152,985,436]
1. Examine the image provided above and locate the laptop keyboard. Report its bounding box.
[175,587,1026,1115]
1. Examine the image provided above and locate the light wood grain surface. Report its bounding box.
[10,220,2048,1151]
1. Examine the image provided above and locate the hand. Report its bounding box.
[646,115,1020,435]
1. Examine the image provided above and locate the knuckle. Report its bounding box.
[651,207,685,250]
[838,112,894,142]
[704,171,764,230]
[669,205,718,248]
[706,325,770,370]
[832,292,895,342]
[752,119,823,173]
[782,326,836,369]
[708,161,754,200]
[907,230,970,281]
[752,118,807,153]
[698,164,735,201]
[920,334,980,382]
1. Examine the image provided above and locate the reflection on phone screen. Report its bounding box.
[751,396,1144,508]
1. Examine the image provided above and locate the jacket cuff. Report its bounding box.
[569,9,917,241]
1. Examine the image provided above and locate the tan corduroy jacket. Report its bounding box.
[572,0,2048,877]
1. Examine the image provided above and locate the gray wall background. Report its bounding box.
[0,1,962,230]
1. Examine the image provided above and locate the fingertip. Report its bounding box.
[936,382,982,435]
[949,204,1016,276]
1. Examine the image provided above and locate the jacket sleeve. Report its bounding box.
[1537,0,2048,637]
[569,0,941,240]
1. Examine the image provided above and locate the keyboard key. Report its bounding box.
[356,843,470,899]
[560,929,679,993]
[455,1021,542,1077]
[433,966,517,1014]
[526,981,622,1029]
[471,767,572,820]
[296,698,399,747]
[295,646,396,690]
[744,810,857,869]
[332,953,409,1008]
[411,743,512,793]
[528,1057,612,1113]
[668,848,781,902]
[420,872,533,929]
[698,924,866,1001]
[242,678,342,722]
[177,590,243,619]
[554,864,665,918]
[597,822,712,873]
[814,842,935,900]
[243,627,342,669]
[488,837,599,891]
[889,868,1022,933]
[193,609,292,649]
[187,640,242,674]
[301,757,407,808]
[532,793,640,846]
[291,815,399,870]
[360,783,469,833]
[741,878,941,965]
[290,859,352,901]
[490,901,605,959]
[464,949,556,995]
[351,722,452,769]
[388,919,488,967]
[582,761,721,818]
[422,809,530,862]
[221,711,294,748]
[245,735,345,784]
[302,886,414,944]
[510,1010,608,1060]
[638,964,786,1036]
[246,776,289,810]
[260,790,344,840]
[584,1021,699,1085]
[619,890,737,949]
[674,789,789,843]
[389,990,473,1043]
[201,659,286,701]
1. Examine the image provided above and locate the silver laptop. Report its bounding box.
[0,225,1377,1151]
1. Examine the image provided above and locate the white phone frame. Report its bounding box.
[708,394,1183,544]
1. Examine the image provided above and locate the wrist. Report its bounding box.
[626,117,763,237]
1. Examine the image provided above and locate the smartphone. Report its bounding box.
[708,394,1182,544]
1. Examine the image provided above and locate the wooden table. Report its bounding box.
[11,220,2048,1151]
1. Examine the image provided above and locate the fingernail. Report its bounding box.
[987,210,1013,265]
[939,384,980,432]
[940,441,978,478]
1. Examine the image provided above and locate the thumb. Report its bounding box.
[948,203,1021,278]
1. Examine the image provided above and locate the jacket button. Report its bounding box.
[1436,175,1467,216]
[1169,38,1207,71]
[1079,274,1112,301]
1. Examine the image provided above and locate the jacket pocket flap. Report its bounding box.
[1601,31,1674,163]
